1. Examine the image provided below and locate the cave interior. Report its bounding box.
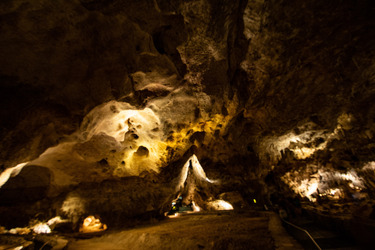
[0,0,375,249]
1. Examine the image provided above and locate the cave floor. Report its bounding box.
[66,211,302,250]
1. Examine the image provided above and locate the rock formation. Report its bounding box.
[0,0,374,245]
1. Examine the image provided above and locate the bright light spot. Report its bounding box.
[168,213,180,218]
[47,216,67,226]
[207,200,233,210]
[75,101,167,176]
[363,161,375,171]
[259,123,331,162]
[9,227,31,235]
[175,154,215,192]
[330,188,338,195]
[81,102,158,142]
[12,99,235,184]
[306,182,318,196]
[340,171,364,188]
[327,188,342,200]
[175,158,190,192]
[0,162,29,188]
[79,215,107,233]
[33,223,51,234]
[191,155,215,183]
[205,177,214,183]
[282,164,367,202]
[253,199,257,204]
[191,201,201,212]
[291,147,319,159]
[258,115,358,163]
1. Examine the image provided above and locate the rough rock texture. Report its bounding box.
[69,212,276,250]
[0,0,375,245]
[238,0,375,197]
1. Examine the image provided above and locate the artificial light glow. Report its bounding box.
[291,147,319,159]
[47,216,67,226]
[168,213,180,218]
[282,164,367,202]
[0,162,29,188]
[362,161,375,171]
[205,177,214,183]
[340,171,364,188]
[70,101,168,176]
[6,219,60,235]
[81,102,158,142]
[259,125,330,163]
[330,188,339,195]
[207,200,233,210]
[306,182,318,196]
[176,158,190,192]
[6,99,235,188]
[191,201,201,212]
[175,154,215,192]
[327,188,342,200]
[190,155,215,183]
[9,227,31,235]
[163,112,235,163]
[79,101,233,177]
[33,223,51,234]
[259,114,356,163]
[79,215,107,233]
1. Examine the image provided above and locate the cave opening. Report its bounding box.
[1,0,375,249]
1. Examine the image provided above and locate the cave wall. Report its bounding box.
[233,0,375,221]
[0,0,248,227]
[230,0,375,151]
[0,0,186,168]
[0,0,249,169]
[0,0,375,231]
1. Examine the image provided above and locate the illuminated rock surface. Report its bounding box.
[0,0,375,248]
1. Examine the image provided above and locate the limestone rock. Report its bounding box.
[0,1,374,243]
